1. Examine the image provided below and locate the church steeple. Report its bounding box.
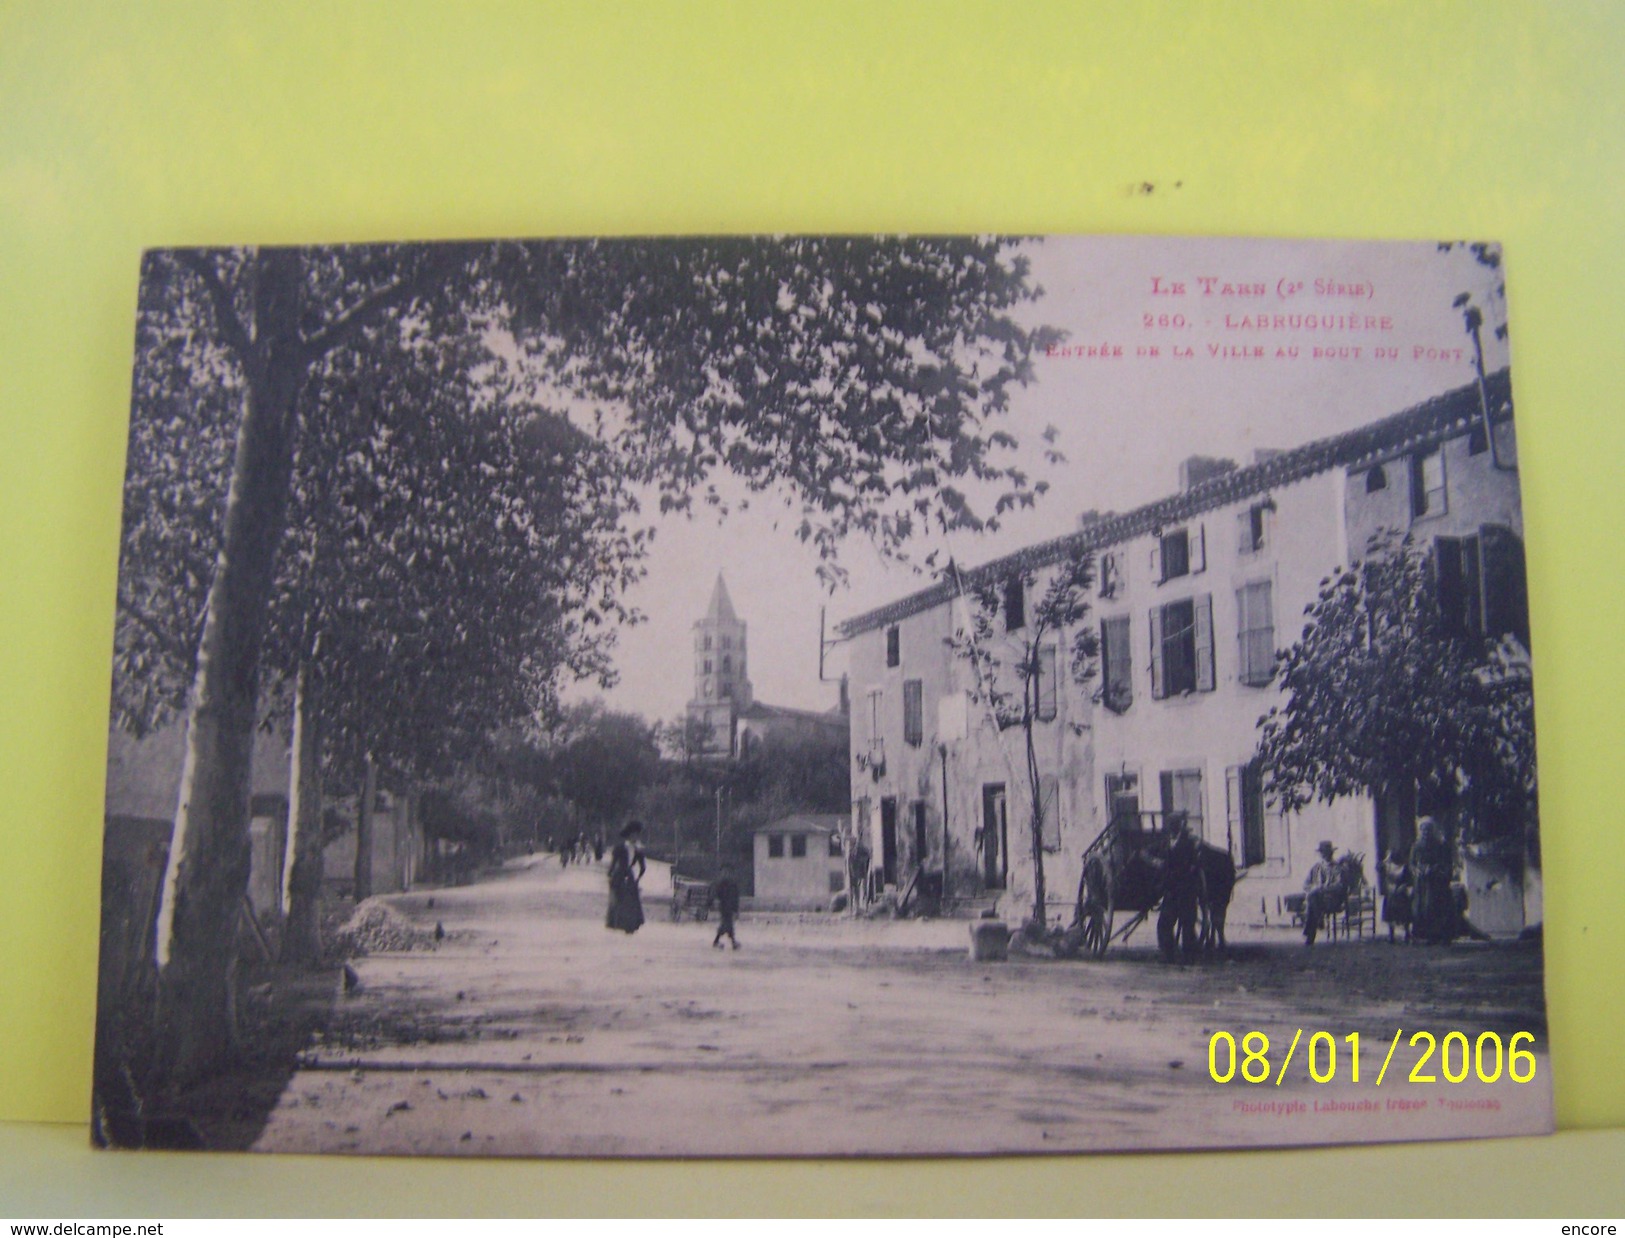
[705,573,740,625]
[687,573,752,756]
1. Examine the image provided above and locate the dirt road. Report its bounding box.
[252,855,1552,1157]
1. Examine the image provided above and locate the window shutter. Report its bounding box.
[1435,536,1466,636]
[1159,771,1176,820]
[1036,646,1058,722]
[1236,510,1253,554]
[1480,524,1530,648]
[1264,787,1287,863]
[1463,534,1484,638]
[1039,775,1061,851]
[1225,766,1242,861]
[1191,523,1207,573]
[1149,542,1162,582]
[1195,594,1215,691]
[1149,607,1164,699]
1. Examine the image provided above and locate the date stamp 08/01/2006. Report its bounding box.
[1207,1029,1538,1088]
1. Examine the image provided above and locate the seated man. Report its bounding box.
[1302,840,1346,946]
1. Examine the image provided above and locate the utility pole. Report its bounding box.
[715,783,726,869]
[939,742,951,901]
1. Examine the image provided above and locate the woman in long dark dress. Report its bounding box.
[606,821,647,934]
[1409,817,1454,944]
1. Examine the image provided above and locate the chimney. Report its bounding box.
[1178,455,1238,492]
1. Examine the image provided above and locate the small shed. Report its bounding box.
[753,813,847,909]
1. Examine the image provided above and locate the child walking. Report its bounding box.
[711,863,741,950]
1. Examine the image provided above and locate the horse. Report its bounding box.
[1195,841,1237,951]
[1157,834,1237,959]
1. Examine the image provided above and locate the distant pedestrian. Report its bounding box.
[711,863,741,950]
[1409,818,1454,944]
[606,821,647,934]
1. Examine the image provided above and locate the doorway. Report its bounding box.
[980,783,1007,889]
[880,796,898,886]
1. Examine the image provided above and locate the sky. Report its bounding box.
[563,236,1511,727]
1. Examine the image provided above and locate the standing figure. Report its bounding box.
[711,863,741,950]
[1156,815,1202,960]
[606,821,648,934]
[1381,847,1413,942]
[1409,817,1455,944]
[1302,840,1346,946]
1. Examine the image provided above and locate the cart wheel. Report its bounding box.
[1081,899,1112,957]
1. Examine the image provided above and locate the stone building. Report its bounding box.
[752,813,848,909]
[687,572,848,759]
[837,372,1532,929]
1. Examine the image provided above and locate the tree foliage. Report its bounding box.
[1257,530,1535,840]
[108,236,1059,1087]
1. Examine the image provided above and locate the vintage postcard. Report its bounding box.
[95,235,1550,1156]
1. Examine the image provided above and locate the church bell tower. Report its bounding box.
[687,573,752,757]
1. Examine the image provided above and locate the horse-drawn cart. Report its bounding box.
[1060,809,1236,959]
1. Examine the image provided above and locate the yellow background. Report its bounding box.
[1,0,1621,1216]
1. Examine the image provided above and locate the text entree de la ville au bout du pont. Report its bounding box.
[1046,273,1473,365]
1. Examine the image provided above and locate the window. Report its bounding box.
[1099,550,1122,599]
[913,801,928,862]
[768,834,784,858]
[1149,596,1214,698]
[1237,503,1270,554]
[1436,526,1529,648]
[1100,615,1133,713]
[886,624,900,668]
[1105,769,1140,826]
[1039,774,1062,852]
[1435,535,1482,640]
[1159,768,1204,836]
[704,634,712,650]
[829,833,843,858]
[720,683,731,698]
[704,658,713,673]
[1160,529,1189,580]
[1365,464,1387,492]
[1003,577,1026,631]
[1410,448,1446,519]
[1154,525,1205,582]
[829,870,846,894]
[722,635,732,650]
[1035,646,1058,722]
[1236,580,1275,686]
[903,679,924,746]
[722,654,732,672]
[1225,762,1268,868]
[791,834,807,859]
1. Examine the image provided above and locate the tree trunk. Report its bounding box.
[279,657,326,965]
[1025,676,1047,929]
[354,756,377,903]
[151,250,306,1087]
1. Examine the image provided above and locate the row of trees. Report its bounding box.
[111,237,1060,1087]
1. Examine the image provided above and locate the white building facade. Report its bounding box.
[838,373,1528,928]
